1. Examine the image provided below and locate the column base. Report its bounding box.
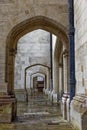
[70,94,87,130]
[61,93,70,120]
[0,83,17,123]
[0,94,17,123]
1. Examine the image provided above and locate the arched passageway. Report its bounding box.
[6,16,68,123]
[6,16,68,94]
[30,73,46,91]
[32,75,45,93]
[15,64,50,101]
[26,70,47,90]
[25,64,50,91]
[0,0,76,129]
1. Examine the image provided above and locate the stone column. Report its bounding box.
[63,50,68,94]
[62,50,69,120]
[44,75,47,89]
[45,69,50,94]
[8,48,16,94]
[0,49,17,122]
[52,57,59,102]
[59,63,63,99]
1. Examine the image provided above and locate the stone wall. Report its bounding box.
[0,0,68,83]
[70,2,87,130]
[74,0,87,95]
[14,29,50,89]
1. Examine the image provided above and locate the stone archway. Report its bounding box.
[26,72,46,89]
[6,16,68,95]
[31,73,46,93]
[25,64,50,91]
[30,72,46,89]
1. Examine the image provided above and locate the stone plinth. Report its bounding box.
[61,93,69,120]
[0,94,17,123]
[70,94,87,130]
[0,103,12,123]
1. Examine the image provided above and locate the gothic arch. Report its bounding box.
[31,72,46,77]
[25,64,50,90]
[25,64,50,71]
[6,16,68,94]
[30,73,46,89]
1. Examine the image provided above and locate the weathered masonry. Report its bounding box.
[0,0,87,130]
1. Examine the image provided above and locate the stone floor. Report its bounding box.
[0,93,75,130]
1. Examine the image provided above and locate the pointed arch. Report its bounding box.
[6,16,68,94]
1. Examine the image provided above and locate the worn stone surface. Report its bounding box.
[0,0,68,83]
[0,103,12,123]
[71,94,87,130]
[0,0,87,129]
[69,1,87,129]
[0,94,74,130]
[0,94,17,123]
[74,0,87,95]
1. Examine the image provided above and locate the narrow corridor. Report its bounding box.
[0,93,75,130]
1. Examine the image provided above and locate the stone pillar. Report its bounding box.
[61,50,69,120]
[30,76,32,88]
[63,50,68,94]
[8,48,16,94]
[28,75,32,96]
[52,57,59,102]
[44,75,47,89]
[45,69,50,94]
[59,63,63,99]
[0,83,17,122]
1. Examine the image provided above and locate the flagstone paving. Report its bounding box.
[0,93,75,130]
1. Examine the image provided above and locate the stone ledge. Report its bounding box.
[72,94,87,114]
